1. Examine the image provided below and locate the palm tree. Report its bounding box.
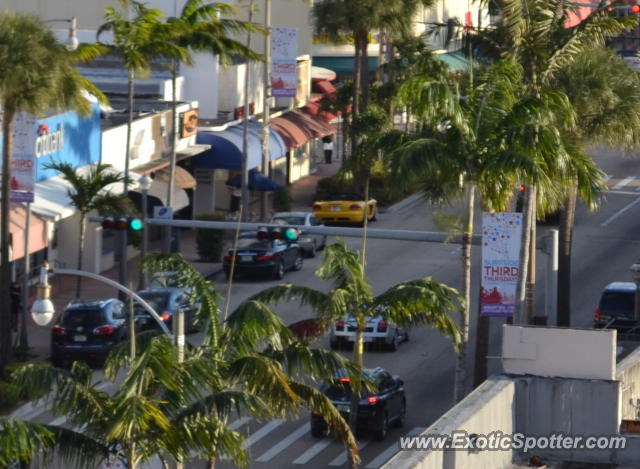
[42,161,131,298]
[97,0,165,289]
[553,50,640,325]
[0,12,106,369]
[312,0,434,150]
[150,0,261,249]
[249,240,462,467]
[5,253,361,468]
[471,0,636,324]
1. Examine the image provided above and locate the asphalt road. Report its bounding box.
[13,146,640,469]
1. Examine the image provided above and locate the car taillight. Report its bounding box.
[336,319,345,329]
[256,254,275,261]
[340,377,350,382]
[52,325,66,335]
[160,312,171,321]
[224,254,233,261]
[595,307,601,321]
[349,203,362,210]
[93,325,115,335]
[377,320,388,332]
[312,204,321,210]
[367,396,378,404]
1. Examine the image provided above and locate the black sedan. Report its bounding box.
[223,231,303,280]
[134,288,198,333]
[51,299,128,367]
[310,367,406,441]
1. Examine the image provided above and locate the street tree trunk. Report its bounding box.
[0,103,16,369]
[557,183,577,327]
[358,30,370,111]
[516,186,535,324]
[348,319,365,469]
[75,213,87,298]
[351,31,362,157]
[454,183,474,402]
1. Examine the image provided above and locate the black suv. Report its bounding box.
[51,299,128,367]
[594,282,638,331]
[310,367,406,441]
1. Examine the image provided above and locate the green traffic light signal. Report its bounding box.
[129,218,143,231]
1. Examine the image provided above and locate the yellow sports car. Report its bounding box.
[312,192,377,224]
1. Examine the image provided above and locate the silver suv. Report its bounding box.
[329,314,409,352]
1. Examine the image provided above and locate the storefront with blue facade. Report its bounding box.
[1,105,103,276]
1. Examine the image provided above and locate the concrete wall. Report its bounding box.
[381,376,515,469]
[617,346,640,421]
[502,325,617,380]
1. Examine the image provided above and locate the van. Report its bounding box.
[594,282,638,331]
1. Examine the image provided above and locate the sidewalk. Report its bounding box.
[14,160,342,362]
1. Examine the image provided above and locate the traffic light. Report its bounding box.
[102,216,144,231]
[257,226,299,241]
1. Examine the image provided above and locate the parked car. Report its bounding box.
[270,211,327,257]
[594,282,638,331]
[223,230,303,280]
[312,193,377,225]
[51,299,128,367]
[310,367,406,440]
[329,310,409,352]
[134,288,198,333]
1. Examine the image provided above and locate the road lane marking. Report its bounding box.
[242,419,283,449]
[293,436,334,464]
[255,423,309,462]
[601,196,640,226]
[613,176,636,190]
[329,440,369,466]
[364,427,426,469]
[229,417,251,430]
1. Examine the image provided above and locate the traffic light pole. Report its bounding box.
[90,216,482,244]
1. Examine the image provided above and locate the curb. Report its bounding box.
[382,192,424,214]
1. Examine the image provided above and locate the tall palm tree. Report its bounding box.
[4,253,360,468]
[249,240,462,467]
[97,0,165,290]
[473,0,635,324]
[151,0,261,250]
[312,0,433,151]
[42,161,131,298]
[0,12,105,369]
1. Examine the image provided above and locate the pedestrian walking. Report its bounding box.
[322,136,334,164]
[10,280,21,332]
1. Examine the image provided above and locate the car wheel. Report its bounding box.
[387,332,399,352]
[374,412,389,441]
[395,399,406,427]
[275,261,285,280]
[293,253,304,271]
[330,338,340,350]
[311,425,327,438]
[371,208,377,222]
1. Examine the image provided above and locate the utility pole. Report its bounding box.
[260,0,272,221]
[241,0,255,223]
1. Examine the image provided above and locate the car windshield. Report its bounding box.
[326,193,363,201]
[272,216,306,226]
[324,381,353,400]
[62,308,106,328]
[149,272,179,288]
[600,292,635,318]
[137,292,171,312]
[237,238,272,250]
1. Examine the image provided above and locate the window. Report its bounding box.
[111,302,126,320]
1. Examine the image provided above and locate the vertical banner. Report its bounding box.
[480,212,523,317]
[271,27,298,98]
[10,114,37,203]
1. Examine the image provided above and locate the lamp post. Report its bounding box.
[630,262,640,322]
[138,175,152,290]
[44,16,79,51]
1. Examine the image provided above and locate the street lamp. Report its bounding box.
[31,265,55,327]
[44,16,79,51]
[630,262,640,321]
[138,174,153,290]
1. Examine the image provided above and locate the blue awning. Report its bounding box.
[195,122,286,171]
